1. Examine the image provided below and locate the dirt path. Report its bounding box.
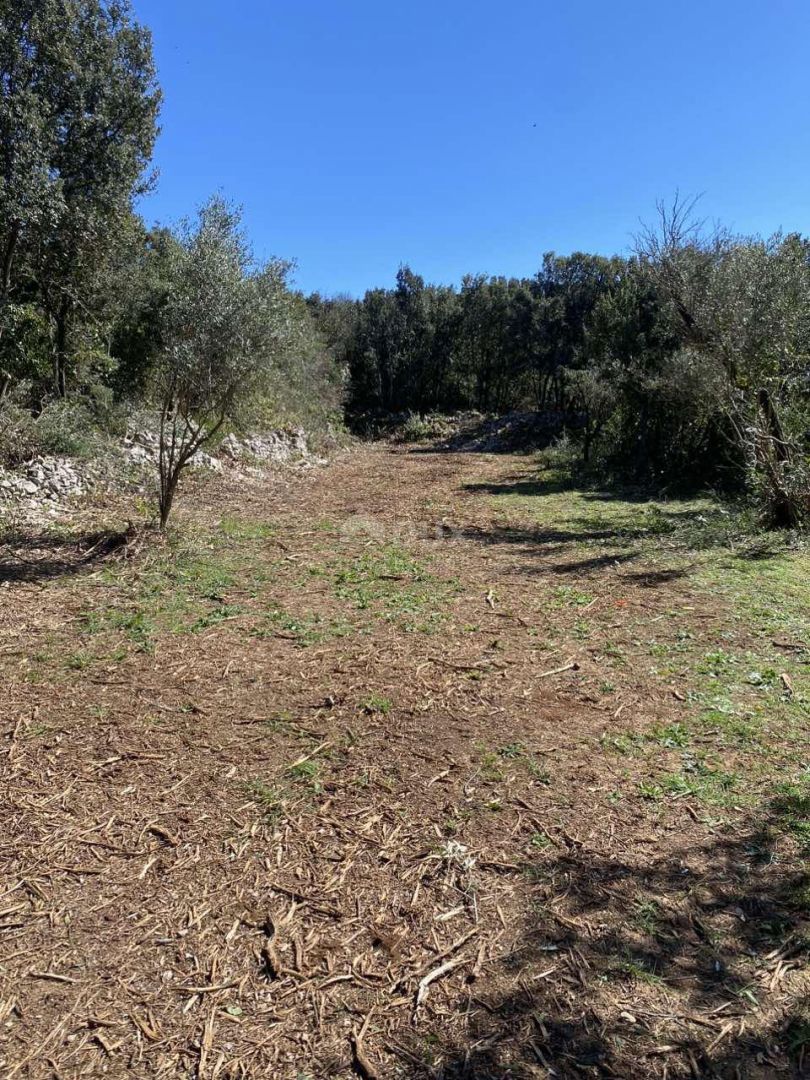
[0,445,807,1079]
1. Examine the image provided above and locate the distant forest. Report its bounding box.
[310,209,810,526]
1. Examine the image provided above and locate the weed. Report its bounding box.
[525,757,552,784]
[189,603,244,632]
[245,780,287,822]
[771,776,810,851]
[287,760,323,794]
[478,750,505,783]
[638,781,663,801]
[529,832,551,850]
[65,650,94,671]
[498,742,524,759]
[362,694,392,715]
[648,723,691,748]
[614,956,666,986]
[552,585,594,608]
[632,900,662,936]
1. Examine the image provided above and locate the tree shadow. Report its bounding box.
[462,478,672,504]
[395,794,809,1078]
[463,477,580,498]
[549,551,640,575]
[449,522,650,577]
[455,522,640,547]
[459,478,797,568]
[0,527,134,584]
[619,566,691,586]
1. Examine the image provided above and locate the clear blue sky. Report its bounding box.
[132,0,810,297]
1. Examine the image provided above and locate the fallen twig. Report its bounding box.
[537,660,579,679]
[415,955,466,1010]
[349,1010,379,1079]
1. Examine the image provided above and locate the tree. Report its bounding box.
[153,197,293,529]
[0,0,160,396]
[636,197,810,525]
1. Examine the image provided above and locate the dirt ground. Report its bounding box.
[0,443,807,1079]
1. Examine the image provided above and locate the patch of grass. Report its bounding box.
[332,542,456,630]
[80,530,269,651]
[253,607,353,647]
[245,780,288,822]
[613,955,666,986]
[477,747,505,783]
[770,775,810,852]
[525,757,552,784]
[659,761,740,806]
[637,780,663,801]
[551,585,594,608]
[65,649,94,671]
[648,722,691,748]
[219,516,277,541]
[632,900,663,936]
[497,742,525,759]
[189,603,244,633]
[362,694,392,716]
[287,759,323,794]
[529,832,552,850]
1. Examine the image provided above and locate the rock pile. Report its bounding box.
[0,456,86,513]
[121,430,223,473]
[219,428,310,464]
[438,410,576,452]
[0,425,325,520]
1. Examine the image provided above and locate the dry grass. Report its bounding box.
[0,445,807,1079]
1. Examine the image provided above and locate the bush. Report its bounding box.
[0,392,103,467]
[398,413,455,443]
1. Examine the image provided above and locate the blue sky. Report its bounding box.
[132,0,810,297]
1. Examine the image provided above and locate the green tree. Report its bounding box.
[637,197,810,525]
[0,0,160,396]
[153,197,294,529]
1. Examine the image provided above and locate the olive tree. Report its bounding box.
[637,197,810,526]
[153,197,293,529]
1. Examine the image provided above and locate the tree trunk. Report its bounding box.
[53,299,70,398]
[159,470,178,529]
[757,388,800,528]
[0,223,21,369]
[1,224,19,299]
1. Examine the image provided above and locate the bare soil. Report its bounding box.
[0,444,807,1079]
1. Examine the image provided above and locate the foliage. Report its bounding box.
[0,0,161,398]
[313,210,810,527]
[151,196,297,527]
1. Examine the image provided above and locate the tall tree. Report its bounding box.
[0,0,160,396]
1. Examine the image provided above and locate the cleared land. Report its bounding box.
[0,443,808,1079]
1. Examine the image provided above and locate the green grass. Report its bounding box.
[362,694,392,715]
[252,607,353,647]
[770,774,810,852]
[510,470,808,817]
[74,527,278,655]
[219,516,277,541]
[331,541,458,631]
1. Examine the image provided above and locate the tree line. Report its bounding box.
[315,203,810,527]
[1,3,808,529]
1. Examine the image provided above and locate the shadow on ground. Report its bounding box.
[396,797,810,1079]
[0,527,133,584]
[459,477,796,567]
